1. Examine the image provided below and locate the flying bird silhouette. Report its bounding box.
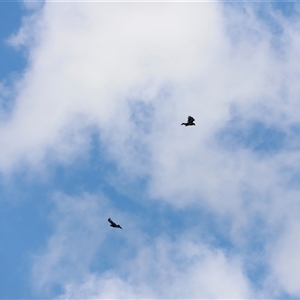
[181,116,195,126]
[108,218,123,229]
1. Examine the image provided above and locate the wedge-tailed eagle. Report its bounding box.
[108,218,123,229]
[181,116,195,126]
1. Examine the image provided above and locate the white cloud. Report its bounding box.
[60,242,252,299]
[268,218,300,296]
[31,192,109,295]
[0,2,225,173]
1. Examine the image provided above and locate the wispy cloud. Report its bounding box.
[32,192,252,299]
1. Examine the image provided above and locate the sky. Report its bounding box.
[1,0,300,299]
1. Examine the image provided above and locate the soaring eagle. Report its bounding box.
[108,218,123,229]
[181,116,195,126]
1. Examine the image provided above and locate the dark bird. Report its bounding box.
[108,218,123,229]
[181,116,195,126]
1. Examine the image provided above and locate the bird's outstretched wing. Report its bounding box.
[108,218,117,227]
[188,116,195,123]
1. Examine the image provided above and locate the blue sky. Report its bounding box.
[0,2,25,81]
[1,1,300,299]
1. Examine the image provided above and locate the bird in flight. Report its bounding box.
[108,218,123,229]
[181,116,195,126]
